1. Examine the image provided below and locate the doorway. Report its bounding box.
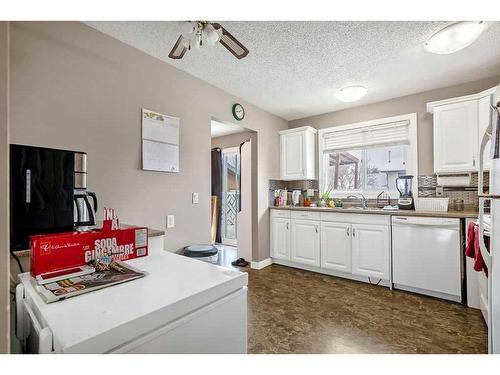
[221,147,240,246]
[211,119,256,267]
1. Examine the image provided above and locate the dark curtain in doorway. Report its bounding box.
[211,148,222,243]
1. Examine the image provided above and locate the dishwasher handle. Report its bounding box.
[392,217,459,228]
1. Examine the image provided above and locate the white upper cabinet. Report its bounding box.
[433,100,478,173]
[478,94,493,172]
[428,86,497,174]
[280,126,317,180]
[351,224,389,280]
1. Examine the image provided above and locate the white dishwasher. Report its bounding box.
[392,216,462,302]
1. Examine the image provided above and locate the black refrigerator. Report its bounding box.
[10,144,75,251]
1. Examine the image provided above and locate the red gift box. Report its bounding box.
[30,227,148,277]
[30,208,148,277]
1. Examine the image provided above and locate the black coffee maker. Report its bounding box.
[396,175,414,210]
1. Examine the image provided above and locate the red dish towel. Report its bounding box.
[465,221,488,275]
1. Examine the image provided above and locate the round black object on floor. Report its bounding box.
[183,244,218,258]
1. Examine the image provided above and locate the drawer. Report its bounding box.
[291,211,321,221]
[271,209,291,219]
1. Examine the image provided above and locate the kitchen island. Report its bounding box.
[15,241,248,353]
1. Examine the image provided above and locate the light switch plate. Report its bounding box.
[167,215,175,228]
[192,192,199,204]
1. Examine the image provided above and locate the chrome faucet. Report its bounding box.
[346,193,368,209]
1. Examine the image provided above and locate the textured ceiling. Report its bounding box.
[85,21,500,121]
[211,120,246,138]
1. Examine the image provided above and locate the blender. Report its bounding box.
[396,175,414,210]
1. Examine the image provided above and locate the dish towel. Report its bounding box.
[465,221,488,276]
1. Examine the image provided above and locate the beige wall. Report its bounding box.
[289,75,500,175]
[10,22,287,260]
[0,22,10,354]
[211,131,259,259]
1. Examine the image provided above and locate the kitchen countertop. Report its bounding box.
[270,205,479,219]
[18,250,247,353]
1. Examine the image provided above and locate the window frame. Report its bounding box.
[318,113,418,199]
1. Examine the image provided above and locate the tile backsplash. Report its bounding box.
[269,179,319,191]
[269,175,483,209]
[418,173,487,209]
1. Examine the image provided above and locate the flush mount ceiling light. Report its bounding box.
[336,85,368,102]
[424,21,487,54]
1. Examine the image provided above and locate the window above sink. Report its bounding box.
[318,113,418,199]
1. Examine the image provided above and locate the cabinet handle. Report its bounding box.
[346,227,350,236]
[352,228,356,237]
[315,226,318,233]
[286,222,289,230]
[473,158,476,167]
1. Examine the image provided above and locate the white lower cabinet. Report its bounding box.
[351,224,389,280]
[270,209,390,285]
[270,217,291,260]
[320,222,351,272]
[291,219,320,266]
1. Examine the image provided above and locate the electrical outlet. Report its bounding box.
[167,215,175,228]
[192,192,199,204]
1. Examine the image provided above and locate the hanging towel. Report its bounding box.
[465,221,488,276]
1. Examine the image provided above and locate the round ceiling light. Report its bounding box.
[424,21,487,54]
[336,85,368,103]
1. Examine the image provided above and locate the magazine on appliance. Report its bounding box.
[33,259,147,303]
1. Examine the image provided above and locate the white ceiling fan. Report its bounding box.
[168,21,249,60]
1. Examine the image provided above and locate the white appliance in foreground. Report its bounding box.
[15,251,248,354]
[478,84,500,354]
[392,216,462,302]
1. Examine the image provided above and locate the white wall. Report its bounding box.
[9,22,287,259]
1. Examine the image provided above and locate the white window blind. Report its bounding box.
[322,120,410,152]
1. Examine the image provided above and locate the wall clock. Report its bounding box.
[232,103,245,121]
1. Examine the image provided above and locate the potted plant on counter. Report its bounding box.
[319,185,333,207]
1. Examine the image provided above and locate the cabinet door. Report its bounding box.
[320,222,351,272]
[351,224,389,280]
[291,219,320,266]
[478,95,492,172]
[280,132,305,180]
[270,218,290,260]
[433,100,478,173]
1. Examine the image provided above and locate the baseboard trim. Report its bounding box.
[250,258,273,270]
[272,258,390,288]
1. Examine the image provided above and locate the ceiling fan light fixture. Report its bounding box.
[204,23,220,46]
[424,21,486,54]
[181,21,196,38]
[336,85,368,102]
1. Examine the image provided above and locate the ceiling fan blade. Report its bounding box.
[212,23,249,59]
[168,35,188,59]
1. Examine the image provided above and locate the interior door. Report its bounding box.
[321,222,351,272]
[351,224,389,280]
[433,100,478,173]
[281,132,304,180]
[291,219,320,266]
[221,148,240,246]
[271,218,290,260]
